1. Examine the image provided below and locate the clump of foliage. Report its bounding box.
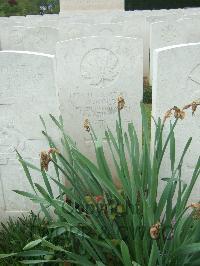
[0,212,72,265]
[0,98,200,265]
[0,212,50,265]
[0,0,59,17]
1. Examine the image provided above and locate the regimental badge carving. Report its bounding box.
[80,48,120,87]
[161,24,177,43]
[9,29,24,48]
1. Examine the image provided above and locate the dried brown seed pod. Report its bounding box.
[189,203,200,219]
[190,203,200,209]
[40,151,51,171]
[117,96,125,110]
[84,119,90,132]
[48,148,60,154]
[150,222,161,239]
[173,106,185,120]
[163,108,173,123]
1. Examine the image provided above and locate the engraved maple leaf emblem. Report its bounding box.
[81,48,120,87]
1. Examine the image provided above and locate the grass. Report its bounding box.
[0,212,50,265]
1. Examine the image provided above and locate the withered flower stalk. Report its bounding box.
[190,203,200,209]
[40,151,51,171]
[183,100,200,116]
[150,222,161,239]
[163,99,200,123]
[163,106,185,123]
[84,119,90,132]
[173,106,185,120]
[117,96,125,111]
[189,202,200,220]
[163,108,173,123]
[48,148,60,154]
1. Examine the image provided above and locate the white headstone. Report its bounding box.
[60,0,124,11]
[152,43,200,202]
[0,26,26,51]
[0,51,59,221]
[25,15,59,28]
[59,17,148,77]
[56,36,143,161]
[23,26,59,54]
[9,16,26,23]
[150,17,200,83]
[94,20,148,77]
[59,11,124,24]
[0,26,59,54]
[59,23,92,41]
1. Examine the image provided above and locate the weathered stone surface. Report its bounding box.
[59,11,125,24]
[0,26,26,51]
[60,0,124,11]
[0,51,59,219]
[0,26,59,54]
[56,36,143,161]
[9,16,26,23]
[152,43,200,201]
[59,23,92,41]
[58,16,148,76]
[25,15,59,28]
[23,26,59,54]
[150,17,200,83]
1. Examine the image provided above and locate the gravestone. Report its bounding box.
[150,17,200,83]
[152,43,200,202]
[26,15,59,28]
[9,16,26,23]
[58,18,147,77]
[23,27,59,54]
[60,0,124,11]
[0,26,26,51]
[59,11,125,24]
[0,51,59,221]
[0,26,59,54]
[59,23,92,41]
[56,36,143,163]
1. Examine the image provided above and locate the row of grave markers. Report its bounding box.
[0,10,200,221]
[1,8,200,79]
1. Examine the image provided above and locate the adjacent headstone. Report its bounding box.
[23,26,59,54]
[0,26,26,51]
[56,36,143,162]
[9,16,26,23]
[150,17,200,83]
[152,43,200,202]
[0,51,59,221]
[60,0,124,11]
[0,26,59,54]
[59,11,125,24]
[25,15,59,28]
[59,23,92,41]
